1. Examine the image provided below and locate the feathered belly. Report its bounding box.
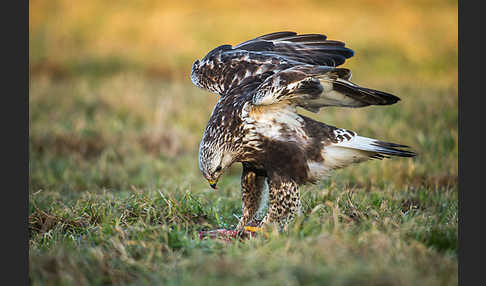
[242,108,372,183]
[242,104,322,183]
[245,103,309,144]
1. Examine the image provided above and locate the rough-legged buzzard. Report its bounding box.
[191,31,416,231]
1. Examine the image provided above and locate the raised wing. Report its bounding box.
[190,32,354,96]
[251,65,400,113]
[233,31,354,66]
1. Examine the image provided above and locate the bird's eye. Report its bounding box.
[215,166,222,172]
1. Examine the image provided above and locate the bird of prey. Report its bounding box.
[191,31,415,231]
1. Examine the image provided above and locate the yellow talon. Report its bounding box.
[244,226,264,232]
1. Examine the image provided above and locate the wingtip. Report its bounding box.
[376,91,401,105]
[372,141,417,158]
[345,48,355,59]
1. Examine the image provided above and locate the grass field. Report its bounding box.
[29,1,457,285]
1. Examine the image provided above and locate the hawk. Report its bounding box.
[191,31,415,231]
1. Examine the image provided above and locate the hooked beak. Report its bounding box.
[208,179,217,189]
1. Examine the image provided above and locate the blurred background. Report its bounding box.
[30,0,457,83]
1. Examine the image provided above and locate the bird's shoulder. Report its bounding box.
[191,31,354,97]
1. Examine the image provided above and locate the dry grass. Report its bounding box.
[29,73,457,285]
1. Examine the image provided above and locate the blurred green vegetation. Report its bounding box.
[29,0,457,285]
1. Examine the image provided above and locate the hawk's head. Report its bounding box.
[198,140,235,189]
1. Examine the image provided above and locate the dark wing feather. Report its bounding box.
[234,32,354,66]
[190,32,354,96]
[251,65,400,113]
[235,31,298,46]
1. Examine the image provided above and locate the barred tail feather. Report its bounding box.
[333,135,416,159]
[317,135,415,175]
